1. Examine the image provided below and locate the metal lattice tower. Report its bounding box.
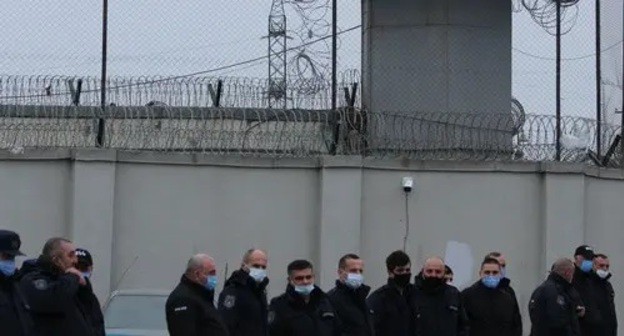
[268,0,288,109]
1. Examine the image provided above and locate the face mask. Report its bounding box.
[393,273,412,287]
[345,273,364,289]
[580,260,593,273]
[481,275,501,289]
[82,272,92,279]
[500,267,507,278]
[446,280,454,286]
[204,275,218,291]
[596,269,610,279]
[249,267,267,283]
[422,276,445,289]
[294,284,315,296]
[0,260,16,276]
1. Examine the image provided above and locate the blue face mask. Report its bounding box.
[204,275,218,291]
[82,272,92,279]
[294,284,315,296]
[0,260,16,277]
[580,260,593,273]
[481,275,501,289]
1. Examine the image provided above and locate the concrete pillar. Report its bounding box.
[317,157,363,290]
[362,0,513,154]
[541,173,586,271]
[69,150,117,303]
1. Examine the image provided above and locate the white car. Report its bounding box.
[104,289,171,336]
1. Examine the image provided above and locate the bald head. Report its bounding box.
[422,257,445,279]
[242,249,268,271]
[551,258,575,283]
[185,254,216,285]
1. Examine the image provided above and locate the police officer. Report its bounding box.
[0,230,32,336]
[75,248,105,336]
[327,253,374,336]
[461,257,522,336]
[529,258,580,336]
[411,257,468,336]
[268,259,340,336]
[19,237,96,336]
[166,253,229,336]
[444,265,454,286]
[592,253,617,336]
[572,245,602,335]
[485,251,521,319]
[366,250,413,336]
[218,248,269,336]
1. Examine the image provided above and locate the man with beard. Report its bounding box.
[327,253,374,336]
[461,257,522,336]
[218,249,270,336]
[19,237,96,336]
[367,250,413,336]
[411,257,468,336]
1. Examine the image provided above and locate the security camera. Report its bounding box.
[402,177,414,193]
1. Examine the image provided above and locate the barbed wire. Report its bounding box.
[0,106,619,167]
[521,0,581,35]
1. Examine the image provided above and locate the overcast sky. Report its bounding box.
[0,1,621,122]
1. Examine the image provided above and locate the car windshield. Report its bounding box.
[104,294,168,330]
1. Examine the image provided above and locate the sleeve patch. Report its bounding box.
[174,306,188,312]
[223,295,236,309]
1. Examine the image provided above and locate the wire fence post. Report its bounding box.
[97,0,108,148]
[555,0,562,161]
[330,0,339,155]
[596,0,602,158]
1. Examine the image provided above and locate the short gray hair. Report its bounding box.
[185,254,213,275]
[242,248,267,264]
[42,237,71,258]
[551,258,575,276]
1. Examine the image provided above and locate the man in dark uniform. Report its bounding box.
[486,251,522,324]
[366,250,413,336]
[327,253,374,336]
[592,254,617,336]
[411,257,468,336]
[529,258,581,336]
[461,257,522,336]
[75,248,105,336]
[166,253,229,336]
[19,237,96,336]
[268,259,340,336]
[0,230,33,336]
[572,245,602,335]
[218,248,269,336]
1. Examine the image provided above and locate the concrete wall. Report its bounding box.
[1,151,623,334]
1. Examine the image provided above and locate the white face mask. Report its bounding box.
[248,267,267,282]
[344,273,364,289]
[596,269,610,279]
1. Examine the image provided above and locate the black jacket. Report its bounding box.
[327,280,374,336]
[19,256,97,336]
[0,272,34,336]
[411,274,469,336]
[77,278,105,336]
[461,280,522,336]
[218,269,269,336]
[166,275,229,336]
[572,267,602,335]
[366,279,413,336]
[529,273,581,336]
[268,284,340,336]
[592,274,617,336]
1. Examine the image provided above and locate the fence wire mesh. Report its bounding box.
[0,1,622,166]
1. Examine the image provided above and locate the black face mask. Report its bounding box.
[392,273,412,287]
[422,276,445,289]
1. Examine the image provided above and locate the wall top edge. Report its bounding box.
[0,149,622,179]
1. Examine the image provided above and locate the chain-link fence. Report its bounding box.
[0,1,622,166]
